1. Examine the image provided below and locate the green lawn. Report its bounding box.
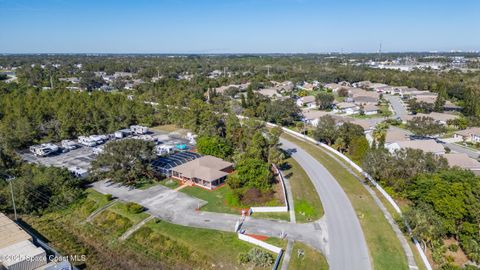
[289,242,328,270]
[108,202,150,224]
[252,212,291,221]
[283,157,324,222]
[180,185,242,215]
[282,133,409,270]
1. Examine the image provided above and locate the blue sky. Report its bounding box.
[0,0,478,53]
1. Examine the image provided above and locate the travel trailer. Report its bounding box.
[29,143,59,157]
[130,125,149,135]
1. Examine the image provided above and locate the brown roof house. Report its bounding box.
[171,155,233,189]
[443,153,480,175]
[387,139,445,155]
[454,127,480,143]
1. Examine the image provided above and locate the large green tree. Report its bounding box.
[196,135,233,160]
[90,139,157,186]
[407,116,446,137]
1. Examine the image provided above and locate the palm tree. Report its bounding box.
[373,122,388,147]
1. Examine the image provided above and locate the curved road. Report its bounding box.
[280,138,371,270]
[92,138,372,270]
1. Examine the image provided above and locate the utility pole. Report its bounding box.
[1,174,16,220]
[265,65,271,77]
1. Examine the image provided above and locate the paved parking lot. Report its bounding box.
[19,130,193,172]
[21,146,96,171]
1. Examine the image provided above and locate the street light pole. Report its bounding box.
[1,173,17,220]
[8,178,17,221]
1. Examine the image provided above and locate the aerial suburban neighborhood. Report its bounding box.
[1,1,480,270]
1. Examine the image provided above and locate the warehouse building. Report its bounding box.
[0,213,47,270]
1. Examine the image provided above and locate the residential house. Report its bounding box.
[387,139,445,155]
[384,128,411,147]
[296,96,316,108]
[298,82,315,91]
[171,155,234,189]
[361,103,379,115]
[352,81,372,89]
[443,153,480,175]
[346,119,374,132]
[400,112,458,125]
[301,109,329,127]
[333,102,360,115]
[323,83,342,92]
[348,88,380,103]
[453,127,480,143]
[375,85,393,94]
[214,83,250,94]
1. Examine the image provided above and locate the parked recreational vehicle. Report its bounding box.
[68,167,89,178]
[90,135,107,144]
[186,132,197,145]
[136,134,155,142]
[114,128,133,139]
[61,140,79,150]
[78,136,97,147]
[130,125,149,135]
[156,144,175,156]
[29,143,59,157]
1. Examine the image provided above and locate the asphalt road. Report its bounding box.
[280,138,371,270]
[444,142,480,159]
[386,95,408,117]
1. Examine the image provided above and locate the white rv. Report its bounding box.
[114,129,133,139]
[68,167,89,178]
[61,140,79,150]
[156,144,175,156]
[78,136,97,147]
[130,125,149,135]
[186,132,197,145]
[90,135,107,144]
[29,143,59,157]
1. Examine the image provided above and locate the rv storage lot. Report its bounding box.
[19,130,192,172]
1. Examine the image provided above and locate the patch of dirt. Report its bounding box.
[241,188,274,205]
[444,238,469,266]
